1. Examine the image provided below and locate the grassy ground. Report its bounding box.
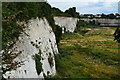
[54,27,120,79]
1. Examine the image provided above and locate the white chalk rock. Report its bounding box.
[3,17,58,78]
[54,17,78,33]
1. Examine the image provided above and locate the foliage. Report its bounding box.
[100,13,117,19]
[51,7,64,16]
[51,7,80,18]
[48,53,54,67]
[51,7,73,17]
[2,2,63,50]
[2,2,63,77]
[65,7,79,17]
[35,50,42,75]
[74,20,98,35]
[54,25,62,44]
[108,13,116,19]
[114,27,120,43]
[101,13,108,18]
[74,20,87,33]
[2,50,22,74]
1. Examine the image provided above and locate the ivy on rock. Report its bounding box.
[2,2,62,50]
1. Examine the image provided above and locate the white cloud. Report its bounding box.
[48,0,118,14]
[49,2,90,12]
[103,0,119,2]
[102,2,118,12]
[48,0,119,2]
[79,7,101,14]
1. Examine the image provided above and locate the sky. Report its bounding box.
[47,0,120,14]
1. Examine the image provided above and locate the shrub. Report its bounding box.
[34,50,42,75]
[48,53,54,67]
[65,7,79,17]
[54,25,62,44]
[114,27,120,43]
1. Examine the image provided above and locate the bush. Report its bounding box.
[114,27,120,43]
[48,53,54,67]
[54,25,62,44]
[35,50,42,75]
[74,20,87,33]
[65,7,79,17]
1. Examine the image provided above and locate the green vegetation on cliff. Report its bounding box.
[2,2,62,49]
[2,2,62,76]
[51,7,79,18]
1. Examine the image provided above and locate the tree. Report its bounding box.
[51,7,63,15]
[108,13,116,19]
[65,7,79,17]
[101,13,107,18]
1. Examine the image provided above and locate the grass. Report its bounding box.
[54,27,120,79]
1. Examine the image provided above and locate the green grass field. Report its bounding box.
[54,27,120,79]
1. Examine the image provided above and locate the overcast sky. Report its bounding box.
[47,0,120,14]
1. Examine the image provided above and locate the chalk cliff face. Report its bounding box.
[2,16,79,79]
[54,17,78,33]
[80,18,120,26]
[3,17,58,78]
